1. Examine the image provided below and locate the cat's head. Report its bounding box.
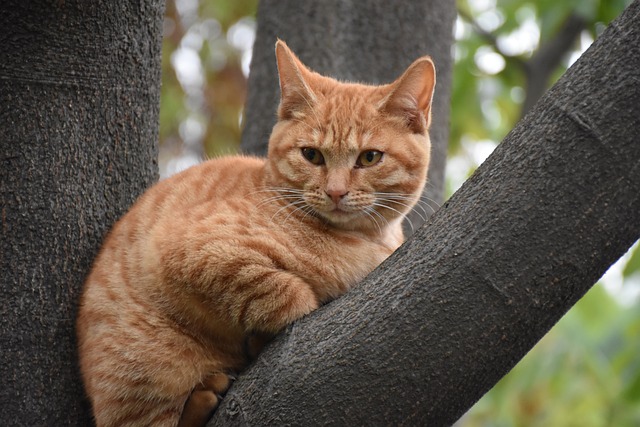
[265,40,435,233]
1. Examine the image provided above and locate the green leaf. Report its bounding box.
[623,372,640,402]
[622,242,640,278]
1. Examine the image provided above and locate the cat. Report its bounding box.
[76,40,435,427]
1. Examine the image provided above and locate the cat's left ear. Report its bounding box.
[275,39,317,120]
[380,57,436,134]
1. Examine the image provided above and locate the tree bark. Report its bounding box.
[0,1,164,425]
[241,0,455,229]
[210,2,640,425]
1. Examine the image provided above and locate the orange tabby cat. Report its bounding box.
[77,40,435,427]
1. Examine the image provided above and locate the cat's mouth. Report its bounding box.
[318,206,361,224]
[303,193,367,225]
[329,205,347,212]
[329,208,351,216]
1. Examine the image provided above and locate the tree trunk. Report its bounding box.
[241,0,455,230]
[0,1,164,425]
[209,2,640,425]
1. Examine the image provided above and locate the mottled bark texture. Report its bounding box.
[0,1,164,425]
[210,2,640,426]
[241,0,455,228]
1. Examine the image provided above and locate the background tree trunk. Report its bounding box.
[241,0,455,229]
[209,2,640,425]
[0,1,164,425]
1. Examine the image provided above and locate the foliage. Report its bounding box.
[159,0,639,424]
[449,0,633,193]
[160,0,257,176]
[459,282,640,427]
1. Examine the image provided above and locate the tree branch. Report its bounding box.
[457,8,527,70]
[210,2,640,425]
[459,8,587,116]
[522,13,587,115]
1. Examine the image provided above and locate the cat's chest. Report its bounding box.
[287,228,397,302]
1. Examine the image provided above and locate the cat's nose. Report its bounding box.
[326,189,348,205]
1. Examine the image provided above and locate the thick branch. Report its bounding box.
[210,2,640,425]
[0,1,164,424]
[522,13,587,115]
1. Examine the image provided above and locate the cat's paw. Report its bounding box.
[241,273,319,333]
[178,372,235,427]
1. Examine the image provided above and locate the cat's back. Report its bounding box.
[104,155,263,245]
[140,155,266,220]
[79,154,266,296]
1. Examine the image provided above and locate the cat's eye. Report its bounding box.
[356,150,383,167]
[301,148,325,165]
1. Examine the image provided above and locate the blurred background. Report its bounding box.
[160,0,640,424]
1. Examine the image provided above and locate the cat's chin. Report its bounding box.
[317,209,378,231]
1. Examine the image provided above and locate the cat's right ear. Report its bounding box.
[379,56,436,134]
[275,40,317,120]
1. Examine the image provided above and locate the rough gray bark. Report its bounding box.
[241,0,455,229]
[0,1,164,425]
[210,2,640,425]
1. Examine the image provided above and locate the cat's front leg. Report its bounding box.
[230,268,320,334]
[178,270,317,426]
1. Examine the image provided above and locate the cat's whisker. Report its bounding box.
[298,205,316,223]
[371,201,415,233]
[363,207,384,235]
[411,197,438,216]
[283,202,309,224]
[260,188,313,224]
[412,200,435,218]
[415,194,441,210]
[405,215,416,233]
[373,193,425,219]
[245,187,281,197]
[371,209,389,233]
[374,197,426,222]
[369,203,390,226]
[373,201,415,231]
[252,187,308,210]
[247,187,305,198]
[374,192,438,217]
[283,202,318,226]
[256,194,305,209]
[270,199,305,223]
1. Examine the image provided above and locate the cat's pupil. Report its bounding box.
[357,150,382,167]
[302,148,324,165]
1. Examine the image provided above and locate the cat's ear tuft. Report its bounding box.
[275,40,317,120]
[380,57,436,134]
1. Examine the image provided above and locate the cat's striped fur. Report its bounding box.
[77,40,435,426]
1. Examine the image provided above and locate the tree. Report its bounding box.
[208,1,640,425]
[0,1,164,425]
[2,1,638,426]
